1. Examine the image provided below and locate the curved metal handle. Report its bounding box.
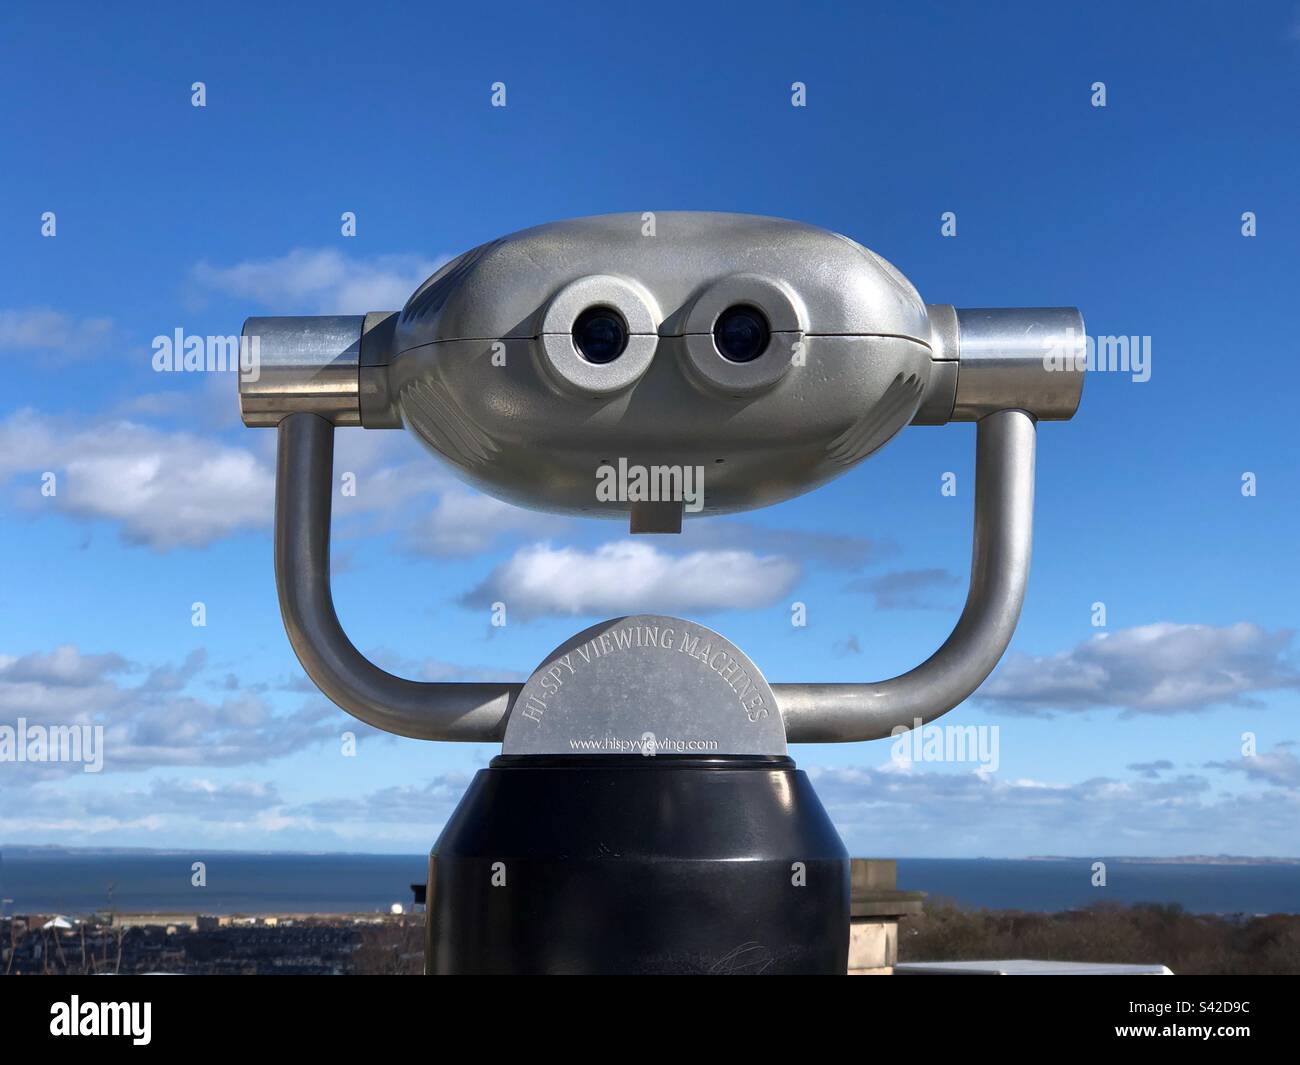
[275,412,518,741]
[775,408,1036,742]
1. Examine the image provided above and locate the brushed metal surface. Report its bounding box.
[240,316,364,427]
[951,307,1086,421]
[386,212,935,517]
[390,333,929,517]
[503,615,786,756]
[776,409,1036,742]
[275,412,517,741]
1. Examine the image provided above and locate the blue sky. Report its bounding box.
[1,0,1297,858]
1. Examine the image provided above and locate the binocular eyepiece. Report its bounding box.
[571,302,773,366]
[571,305,629,364]
[713,304,771,363]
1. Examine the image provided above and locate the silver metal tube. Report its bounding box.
[950,307,1084,421]
[241,316,366,427]
[275,412,518,741]
[776,408,1035,742]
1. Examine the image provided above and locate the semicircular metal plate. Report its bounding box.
[503,614,787,756]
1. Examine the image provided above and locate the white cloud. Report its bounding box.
[0,404,541,555]
[808,761,1300,858]
[0,778,288,838]
[292,773,474,825]
[1208,743,1300,788]
[192,248,447,315]
[0,643,343,775]
[0,772,473,847]
[848,567,960,610]
[0,307,113,358]
[409,488,565,555]
[1128,759,1175,780]
[330,428,454,520]
[677,520,885,570]
[461,540,801,619]
[10,754,1299,855]
[0,408,273,550]
[365,647,527,683]
[0,645,130,686]
[980,622,1300,715]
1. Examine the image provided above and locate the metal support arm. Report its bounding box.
[275,412,518,741]
[276,408,1034,746]
[775,408,1036,742]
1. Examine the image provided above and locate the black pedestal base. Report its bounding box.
[427,755,849,974]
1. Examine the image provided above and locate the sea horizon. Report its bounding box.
[3,846,1299,918]
[4,843,1300,863]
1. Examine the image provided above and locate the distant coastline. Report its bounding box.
[1,844,396,858]
[4,848,1299,916]
[1024,855,1300,867]
[7,845,1299,863]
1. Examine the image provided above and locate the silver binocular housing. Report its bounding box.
[240,212,1085,749]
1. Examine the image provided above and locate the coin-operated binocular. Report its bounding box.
[240,213,1084,974]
